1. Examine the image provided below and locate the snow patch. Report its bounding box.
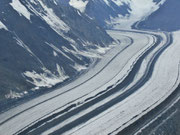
[95,45,111,54]
[30,0,37,5]
[5,90,28,99]
[52,0,58,5]
[10,0,31,20]
[53,51,58,57]
[69,0,88,12]
[111,0,125,6]
[73,64,87,72]
[23,67,69,89]
[56,64,67,80]
[103,0,110,6]
[45,42,73,61]
[0,21,8,30]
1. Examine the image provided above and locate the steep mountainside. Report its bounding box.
[1,0,179,108]
[83,0,130,28]
[67,0,166,29]
[0,0,113,102]
[137,0,180,31]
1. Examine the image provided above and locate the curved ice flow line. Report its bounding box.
[71,32,179,135]
[16,34,154,134]
[46,32,170,135]
[13,31,152,134]
[0,29,170,135]
[0,32,137,134]
[0,31,147,126]
[28,30,179,135]
[131,59,180,135]
[15,31,166,134]
[0,34,133,124]
[112,62,180,135]
[16,31,162,135]
[58,32,173,135]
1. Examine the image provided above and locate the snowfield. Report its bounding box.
[0,30,180,135]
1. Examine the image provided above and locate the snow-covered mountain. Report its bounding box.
[0,0,113,102]
[137,0,180,31]
[1,0,180,134]
[1,0,180,108]
[67,0,165,29]
[68,0,180,31]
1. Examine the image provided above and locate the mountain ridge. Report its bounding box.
[0,0,113,102]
